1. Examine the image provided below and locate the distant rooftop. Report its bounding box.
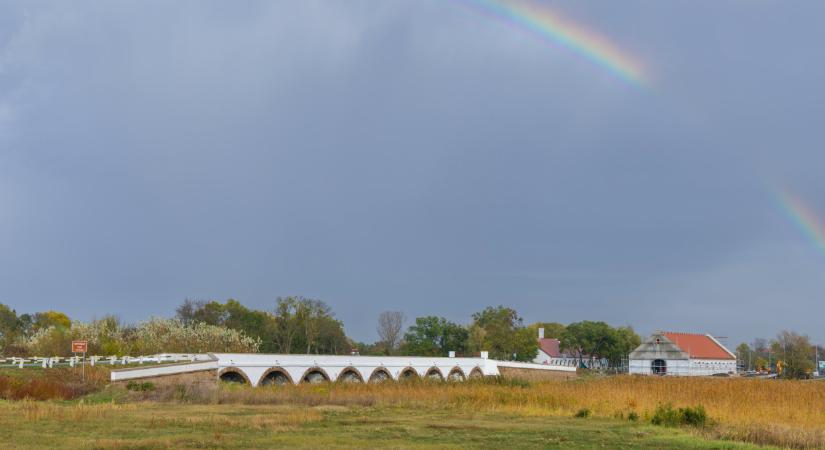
[662,332,735,360]
[537,338,561,358]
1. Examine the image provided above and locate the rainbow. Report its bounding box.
[773,188,825,258]
[458,0,647,85]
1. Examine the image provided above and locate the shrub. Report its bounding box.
[679,405,707,427]
[468,376,531,388]
[125,318,261,354]
[574,408,590,418]
[21,317,260,357]
[651,404,707,428]
[0,370,104,401]
[126,381,155,392]
[627,410,639,422]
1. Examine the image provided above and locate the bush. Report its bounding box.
[126,381,155,392]
[651,404,707,428]
[468,376,530,388]
[23,317,261,356]
[680,405,707,427]
[627,410,639,422]
[0,368,105,401]
[574,408,591,418]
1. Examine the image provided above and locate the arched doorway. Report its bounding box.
[651,359,667,375]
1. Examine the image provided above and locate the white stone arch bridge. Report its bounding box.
[111,353,575,386]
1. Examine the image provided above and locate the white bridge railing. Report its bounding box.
[0,354,213,369]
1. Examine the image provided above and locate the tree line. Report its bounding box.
[735,332,823,379]
[367,311,640,367]
[1,298,639,366]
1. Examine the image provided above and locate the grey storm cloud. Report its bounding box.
[1,0,824,345]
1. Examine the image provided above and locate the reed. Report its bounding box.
[0,367,110,400]
[189,376,825,448]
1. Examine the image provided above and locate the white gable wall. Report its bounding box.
[532,349,552,364]
[629,358,690,376]
[629,358,735,376]
[689,359,736,376]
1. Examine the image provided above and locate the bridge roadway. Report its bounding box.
[110,353,574,386]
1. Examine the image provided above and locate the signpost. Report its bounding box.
[72,340,88,381]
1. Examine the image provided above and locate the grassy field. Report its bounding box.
[1,369,824,448]
[0,400,759,449]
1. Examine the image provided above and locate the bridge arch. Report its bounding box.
[336,367,364,383]
[218,367,251,385]
[368,367,392,383]
[468,367,483,379]
[258,367,294,386]
[301,367,331,384]
[425,367,444,381]
[399,366,419,381]
[447,367,466,381]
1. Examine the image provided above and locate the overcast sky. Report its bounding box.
[1,1,824,346]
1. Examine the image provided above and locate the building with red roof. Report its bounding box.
[531,328,598,368]
[629,331,736,376]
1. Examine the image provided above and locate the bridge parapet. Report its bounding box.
[214,353,497,386]
[111,353,575,385]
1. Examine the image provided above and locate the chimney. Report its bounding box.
[538,327,545,339]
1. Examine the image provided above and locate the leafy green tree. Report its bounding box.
[192,301,229,326]
[561,321,624,367]
[402,316,468,357]
[315,315,351,355]
[530,322,566,340]
[221,299,278,352]
[466,324,486,354]
[771,331,815,379]
[273,297,301,353]
[294,298,331,354]
[736,343,753,371]
[271,296,348,354]
[175,297,348,354]
[471,306,537,361]
[33,311,71,331]
[17,314,34,337]
[0,303,22,354]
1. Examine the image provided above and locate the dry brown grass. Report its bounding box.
[0,367,110,400]
[9,399,137,422]
[163,376,825,448]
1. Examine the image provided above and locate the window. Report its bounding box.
[651,359,667,375]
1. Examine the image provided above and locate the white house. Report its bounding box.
[533,327,564,365]
[629,332,736,376]
[532,328,596,368]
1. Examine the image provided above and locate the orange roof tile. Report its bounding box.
[663,332,735,360]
